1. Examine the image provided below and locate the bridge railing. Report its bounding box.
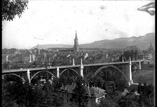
[2,59,144,73]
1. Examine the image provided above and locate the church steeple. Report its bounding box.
[148,41,153,52]
[74,30,79,52]
[75,30,78,40]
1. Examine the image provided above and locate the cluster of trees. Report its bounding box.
[70,76,89,107]
[3,74,154,107]
[2,0,28,21]
[119,46,142,61]
[98,83,154,107]
[2,79,63,107]
[2,76,90,107]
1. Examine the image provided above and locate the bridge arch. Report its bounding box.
[93,65,128,81]
[2,74,25,83]
[30,70,55,82]
[60,68,79,76]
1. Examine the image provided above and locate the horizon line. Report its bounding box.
[2,33,154,50]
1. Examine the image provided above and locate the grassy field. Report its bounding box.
[132,65,155,85]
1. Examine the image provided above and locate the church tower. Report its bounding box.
[74,31,79,52]
[148,42,154,52]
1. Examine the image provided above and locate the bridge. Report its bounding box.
[2,58,144,86]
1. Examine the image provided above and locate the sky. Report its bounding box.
[2,0,155,49]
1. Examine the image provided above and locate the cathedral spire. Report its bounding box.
[148,41,153,52]
[74,30,79,52]
[75,30,78,40]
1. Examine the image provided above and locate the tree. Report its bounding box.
[2,82,18,107]
[4,82,36,107]
[70,76,89,107]
[99,97,118,107]
[119,96,140,107]
[122,46,141,61]
[41,82,63,107]
[2,0,28,21]
[138,84,154,107]
[89,76,104,88]
[3,78,63,107]
[2,62,10,69]
[52,77,62,92]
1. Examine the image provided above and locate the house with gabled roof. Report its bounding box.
[56,84,106,107]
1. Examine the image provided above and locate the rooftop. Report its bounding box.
[60,84,106,98]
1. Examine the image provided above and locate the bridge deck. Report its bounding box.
[2,60,143,73]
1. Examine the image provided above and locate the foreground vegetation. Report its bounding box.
[2,74,154,107]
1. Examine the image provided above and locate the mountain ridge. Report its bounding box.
[32,33,155,50]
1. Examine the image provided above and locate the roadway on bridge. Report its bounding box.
[2,60,143,73]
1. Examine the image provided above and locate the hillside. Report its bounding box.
[31,44,72,49]
[80,33,155,50]
[32,33,155,50]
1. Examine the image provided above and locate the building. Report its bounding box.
[141,42,155,65]
[148,42,154,52]
[143,42,154,61]
[57,84,106,107]
[142,59,154,64]
[73,31,79,52]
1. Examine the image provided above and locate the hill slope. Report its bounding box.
[31,44,72,49]
[80,33,155,50]
[32,33,155,50]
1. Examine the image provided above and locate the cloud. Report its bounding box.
[100,5,106,10]
[114,30,128,38]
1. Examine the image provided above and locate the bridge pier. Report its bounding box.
[139,61,141,70]
[80,59,84,77]
[29,55,32,63]
[128,57,133,86]
[72,58,75,66]
[6,55,9,62]
[57,67,60,78]
[27,69,31,83]
[122,56,124,62]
